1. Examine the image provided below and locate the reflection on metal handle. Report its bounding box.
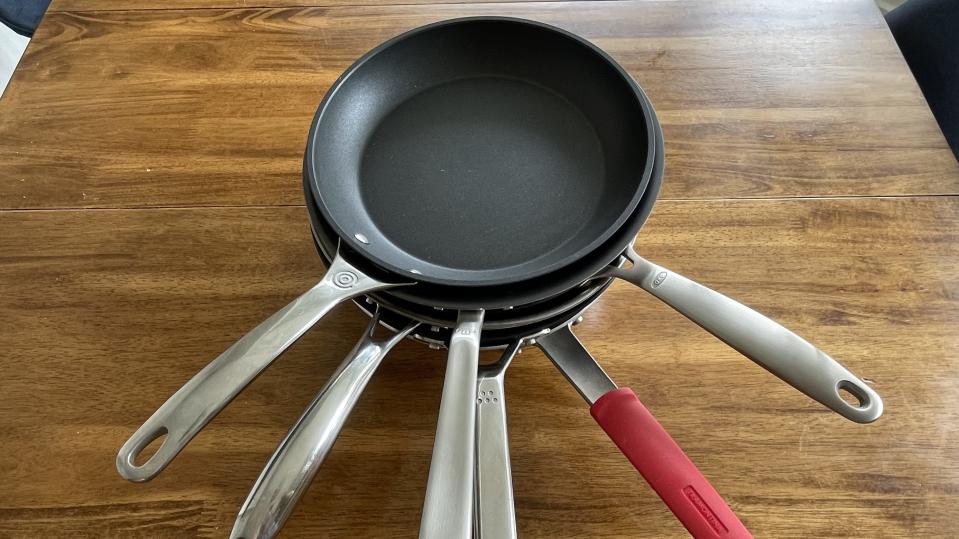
[420,310,484,539]
[606,245,882,423]
[475,342,520,539]
[230,312,417,539]
[116,253,403,482]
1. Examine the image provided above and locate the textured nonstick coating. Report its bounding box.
[305,17,655,287]
[303,108,664,310]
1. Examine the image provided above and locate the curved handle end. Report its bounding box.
[116,425,174,482]
[832,377,883,424]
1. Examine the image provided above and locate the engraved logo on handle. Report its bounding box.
[332,271,358,289]
[652,271,668,288]
[683,486,728,534]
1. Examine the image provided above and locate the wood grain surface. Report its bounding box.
[3,0,957,210]
[2,0,958,538]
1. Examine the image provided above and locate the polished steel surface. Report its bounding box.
[116,253,402,482]
[420,310,485,539]
[536,325,616,405]
[474,342,520,539]
[601,245,883,423]
[230,312,417,539]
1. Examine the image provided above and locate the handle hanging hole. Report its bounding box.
[132,427,169,467]
[837,381,869,409]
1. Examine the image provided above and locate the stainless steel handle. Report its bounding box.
[475,343,520,539]
[116,253,403,482]
[230,312,416,539]
[606,246,882,423]
[420,310,484,539]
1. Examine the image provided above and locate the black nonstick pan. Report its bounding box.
[306,17,655,289]
[302,120,663,312]
[119,20,881,527]
[117,17,658,484]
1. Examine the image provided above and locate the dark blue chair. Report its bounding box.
[886,0,959,159]
[0,0,52,37]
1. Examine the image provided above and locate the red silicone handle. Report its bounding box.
[590,388,752,539]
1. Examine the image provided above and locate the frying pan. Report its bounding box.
[302,118,662,312]
[305,17,655,288]
[117,17,657,483]
[119,14,881,505]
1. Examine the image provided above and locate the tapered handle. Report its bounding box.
[612,248,882,423]
[231,315,416,539]
[116,253,401,482]
[591,388,752,539]
[420,310,484,539]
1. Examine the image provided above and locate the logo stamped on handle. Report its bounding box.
[683,486,728,534]
[652,271,668,288]
[332,271,358,289]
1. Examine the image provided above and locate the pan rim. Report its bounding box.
[305,16,657,287]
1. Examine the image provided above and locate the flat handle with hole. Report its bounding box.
[606,247,882,423]
[231,313,416,539]
[115,253,404,482]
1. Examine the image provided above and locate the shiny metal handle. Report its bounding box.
[420,310,484,539]
[475,343,520,539]
[116,253,402,482]
[607,246,882,423]
[231,312,417,539]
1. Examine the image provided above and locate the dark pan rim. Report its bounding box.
[353,273,614,349]
[305,16,657,287]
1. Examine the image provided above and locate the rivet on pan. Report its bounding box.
[428,343,443,350]
[430,326,440,332]
[433,306,444,311]
[572,316,585,326]
[504,306,514,310]
[528,338,537,346]
[410,269,422,275]
[364,297,374,304]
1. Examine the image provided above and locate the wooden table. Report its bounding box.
[2,0,957,537]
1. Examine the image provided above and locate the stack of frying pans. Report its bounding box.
[116,18,884,539]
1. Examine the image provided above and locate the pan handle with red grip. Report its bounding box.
[591,388,752,539]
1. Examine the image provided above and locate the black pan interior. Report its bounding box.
[306,17,654,287]
[303,107,664,310]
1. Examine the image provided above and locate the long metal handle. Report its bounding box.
[230,312,417,539]
[116,253,402,482]
[420,310,484,539]
[475,343,520,539]
[606,246,882,423]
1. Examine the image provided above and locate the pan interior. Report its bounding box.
[360,76,604,270]
[309,18,652,286]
